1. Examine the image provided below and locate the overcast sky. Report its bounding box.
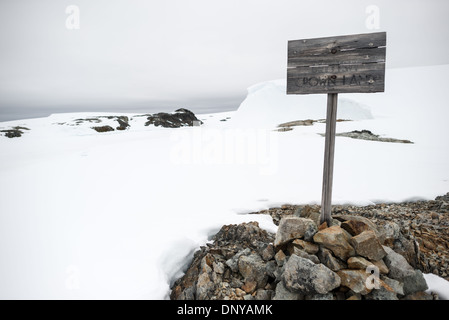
[0,0,448,119]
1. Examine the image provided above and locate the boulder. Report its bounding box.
[334,215,380,237]
[225,248,251,272]
[290,239,319,254]
[337,269,371,295]
[313,226,355,260]
[383,246,415,279]
[238,253,268,290]
[92,125,114,132]
[381,276,404,296]
[261,244,275,261]
[347,256,373,270]
[378,221,401,246]
[364,286,398,300]
[341,220,371,236]
[383,246,428,295]
[401,291,434,300]
[317,247,347,272]
[274,217,317,249]
[282,254,341,295]
[350,230,386,261]
[274,250,286,267]
[272,281,304,300]
[287,245,320,264]
[402,270,428,295]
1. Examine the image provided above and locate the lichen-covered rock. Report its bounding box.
[383,246,415,279]
[238,253,268,290]
[337,269,372,295]
[313,226,355,261]
[282,254,340,295]
[350,230,386,261]
[272,280,304,300]
[274,217,317,249]
[317,247,347,272]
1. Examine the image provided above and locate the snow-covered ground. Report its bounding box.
[1,64,448,299]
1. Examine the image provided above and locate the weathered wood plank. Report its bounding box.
[288,32,386,67]
[288,47,386,68]
[287,62,385,94]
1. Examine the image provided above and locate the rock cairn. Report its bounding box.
[170,196,447,300]
[253,194,449,281]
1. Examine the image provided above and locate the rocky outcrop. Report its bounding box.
[145,108,202,128]
[92,125,115,133]
[333,130,413,144]
[58,109,202,133]
[170,195,447,300]
[277,119,351,132]
[0,126,30,138]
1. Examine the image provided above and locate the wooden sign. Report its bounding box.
[286,32,387,226]
[287,32,386,94]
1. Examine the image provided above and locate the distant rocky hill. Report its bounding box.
[170,193,449,300]
[0,108,202,138]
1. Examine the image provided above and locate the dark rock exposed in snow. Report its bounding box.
[0,126,30,138]
[333,130,413,144]
[92,125,115,133]
[145,108,202,128]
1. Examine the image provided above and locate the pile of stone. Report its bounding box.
[250,194,449,281]
[170,212,435,300]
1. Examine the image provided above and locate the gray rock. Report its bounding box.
[382,276,404,296]
[350,230,386,261]
[402,291,434,300]
[305,293,334,300]
[178,286,195,300]
[274,217,317,249]
[382,246,428,295]
[255,289,273,300]
[273,281,304,300]
[365,286,398,300]
[225,248,251,272]
[337,269,371,295]
[402,270,428,295]
[317,246,347,272]
[288,246,320,264]
[275,250,287,267]
[383,246,415,279]
[238,253,268,289]
[313,226,355,261]
[230,278,244,288]
[196,270,215,300]
[213,261,225,274]
[261,243,275,261]
[282,254,341,295]
[378,221,401,245]
[265,260,278,279]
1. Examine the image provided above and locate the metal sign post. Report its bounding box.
[286,32,386,226]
